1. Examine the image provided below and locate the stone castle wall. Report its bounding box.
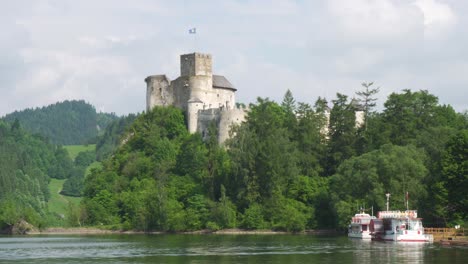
[218,107,247,143]
[145,52,246,143]
[145,52,364,144]
[196,107,247,144]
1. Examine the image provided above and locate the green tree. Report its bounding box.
[175,134,208,182]
[241,203,266,229]
[96,113,138,161]
[227,98,299,209]
[356,82,380,131]
[383,90,439,145]
[440,130,468,225]
[326,93,357,175]
[2,100,115,145]
[74,150,95,167]
[281,89,297,137]
[330,144,428,228]
[210,186,237,229]
[205,122,231,200]
[295,101,327,176]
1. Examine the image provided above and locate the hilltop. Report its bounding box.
[2,100,118,145]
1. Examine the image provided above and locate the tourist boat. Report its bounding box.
[370,210,433,242]
[348,211,376,239]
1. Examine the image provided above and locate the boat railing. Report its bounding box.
[424,228,466,239]
[378,210,417,219]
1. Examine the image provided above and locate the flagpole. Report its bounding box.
[189,27,197,52]
[406,192,409,211]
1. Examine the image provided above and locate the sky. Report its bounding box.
[1,0,467,116]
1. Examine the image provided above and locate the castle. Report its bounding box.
[145,52,246,143]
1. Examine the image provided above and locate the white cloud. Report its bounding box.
[327,0,423,40]
[413,0,457,38]
[223,0,299,15]
[0,0,466,116]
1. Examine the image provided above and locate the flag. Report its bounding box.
[189,28,196,34]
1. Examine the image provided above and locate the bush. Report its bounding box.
[210,187,237,229]
[270,198,309,232]
[206,221,220,231]
[241,203,266,229]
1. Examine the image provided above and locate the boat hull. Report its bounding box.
[371,230,434,242]
[348,231,372,239]
[370,210,434,243]
[348,213,375,240]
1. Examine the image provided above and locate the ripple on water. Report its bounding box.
[0,235,465,264]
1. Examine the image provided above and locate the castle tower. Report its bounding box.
[144,52,245,143]
[180,53,212,77]
[145,75,171,111]
[181,53,214,133]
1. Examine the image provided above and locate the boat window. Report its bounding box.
[362,225,367,231]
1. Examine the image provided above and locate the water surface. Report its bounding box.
[0,234,466,263]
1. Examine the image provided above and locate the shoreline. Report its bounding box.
[26,227,342,236]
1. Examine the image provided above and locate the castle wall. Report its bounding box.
[202,88,235,110]
[187,100,204,133]
[181,53,212,76]
[170,77,190,110]
[197,107,246,144]
[197,108,221,140]
[145,75,172,110]
[218,108,246,144]
[145,52,244,144]
[186,75,213,133]
[355,111,365,128]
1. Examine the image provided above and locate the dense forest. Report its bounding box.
[1,87,466,232]
[95,114,138,161]
[81,88,467,231]
[2,100,118,145]
[0,119,74,231]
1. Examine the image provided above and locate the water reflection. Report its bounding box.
[350,239,427,264]
[0,235,465,264]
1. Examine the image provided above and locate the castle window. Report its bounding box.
[217,94,219,97]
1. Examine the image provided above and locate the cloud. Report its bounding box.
[413,0,457,38]
[0,0,466,116]
[223,0,299,16]
[327,0,423,40]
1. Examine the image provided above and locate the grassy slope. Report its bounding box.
[65,144,96,160]
[48,178,81,216]
[47,144,97,218]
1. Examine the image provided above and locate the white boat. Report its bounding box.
[348,211,376,239]
[370,210,433,242]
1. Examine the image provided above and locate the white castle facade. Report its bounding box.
[145,52,246,143]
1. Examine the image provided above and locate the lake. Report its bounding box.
[0,234,466,263]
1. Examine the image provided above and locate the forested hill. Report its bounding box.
[95,113,138,161]
[2,100,118,145]
[0,120,74,231]
[82,89,467,232]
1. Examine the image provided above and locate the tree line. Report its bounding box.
[0,120,74,231]
[80,87,467,231]
[2,100,118,145]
